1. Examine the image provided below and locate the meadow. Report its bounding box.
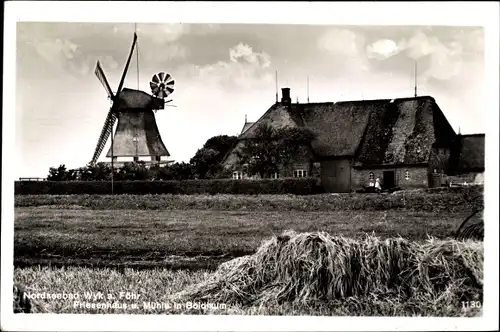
[13,188,484,316]
[15,186,483,212]
[15,207,470,269]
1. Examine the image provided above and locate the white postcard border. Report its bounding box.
[2,2,498,331]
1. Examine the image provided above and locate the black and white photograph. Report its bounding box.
[2,2,499,331]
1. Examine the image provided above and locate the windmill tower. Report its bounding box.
[90,32,175,167]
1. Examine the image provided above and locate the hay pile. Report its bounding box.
[13,283,32,313]
[173,231,483,308]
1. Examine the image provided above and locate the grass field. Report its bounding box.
[14,207,470,269]
[14,266,481,316]
[14,187,483,212]
[14,233,483,317]
[13,189,483,316]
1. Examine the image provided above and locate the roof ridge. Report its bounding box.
[284,96,437,107]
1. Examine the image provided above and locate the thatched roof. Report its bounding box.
[239,104,302,140]
[456,134,485,172]
[354,97,453,167]
[221,104,302,167]
[224,95,459,167]
[235,101,375,157]
[292,101,384,157]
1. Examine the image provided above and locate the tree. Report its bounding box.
[275,126,316,170]
[237,124,279,178]
[193,148,219,178]
[154,165,175,180]
[236,124,316,178]
[149,162,196,181]
[79,162,112,181]
[168,162,195,180]
[148,164,184,181]
[190,135,238,179]
[116,161,149,181]
[47,164,77,181]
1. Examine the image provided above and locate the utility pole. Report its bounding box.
[275,70,278,103]
[307,75,310,103]
[414,61,418,97]
[135,23,139,90]
[110,118,114,195]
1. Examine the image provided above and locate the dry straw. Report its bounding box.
[173,231,483,308]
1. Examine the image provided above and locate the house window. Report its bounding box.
[293,169,307,178]
[405,170,410,180]
[271,172,280,179]
[232,171,244,180]
[369,172,374,181]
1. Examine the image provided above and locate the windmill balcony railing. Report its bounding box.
[19,177,47,182]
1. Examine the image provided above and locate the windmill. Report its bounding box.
[90,32,175,167]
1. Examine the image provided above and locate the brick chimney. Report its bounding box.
[281,88,291,105]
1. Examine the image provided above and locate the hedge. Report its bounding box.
[14,178,324,196]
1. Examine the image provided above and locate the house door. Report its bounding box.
[430,173,442,188]
[320,159,351,193]
[383,171,395,189]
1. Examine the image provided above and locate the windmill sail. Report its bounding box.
[90,110,117,165]
[95,61,114,100]
[90,33,137,165]
[116,33,137,94]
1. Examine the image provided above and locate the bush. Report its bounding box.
[14,178,323,196]
[47,165,77,181]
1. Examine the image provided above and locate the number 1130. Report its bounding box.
[462,301,482,310]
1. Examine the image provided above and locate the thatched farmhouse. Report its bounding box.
[222,88,485,192]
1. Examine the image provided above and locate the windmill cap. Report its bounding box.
[114,88,164,110]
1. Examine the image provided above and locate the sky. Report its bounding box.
[16,22,486,178]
